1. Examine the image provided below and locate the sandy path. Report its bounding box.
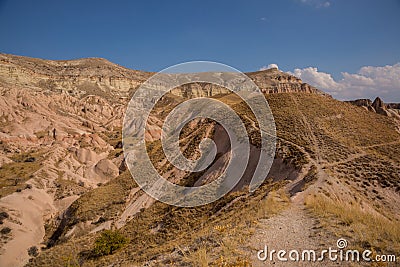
[249,94,341,266]
[250,203,331,266]
[249,165,338,266]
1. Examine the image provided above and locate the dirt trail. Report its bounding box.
[322,151,367,168]
[250,203,333,266]
[250,160,339,266]
[249,95,339,266]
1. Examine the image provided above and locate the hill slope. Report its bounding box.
[0,54,398,266]
[24,93,400,266]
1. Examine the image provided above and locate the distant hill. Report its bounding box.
[0,53,326,99]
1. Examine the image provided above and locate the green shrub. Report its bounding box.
[92,230,128,257]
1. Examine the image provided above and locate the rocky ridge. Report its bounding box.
[0,53,326,100]
[347,97,400,120]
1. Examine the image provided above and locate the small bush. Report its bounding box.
[0,227,11,235]
[28,246,39,257]
[0,211,9,224]
[185,246,209,267]
[92,230,128,257]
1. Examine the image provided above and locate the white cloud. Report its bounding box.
[289,67,340,90]
[322,1,330,7]
[268,63,279,69]
[259,63,279,71]
[298,0,331,8]
[288,63,400,102]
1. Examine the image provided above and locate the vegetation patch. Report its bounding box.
[92,230,129,257]
[0,150,44,197]
[305,193,400,255]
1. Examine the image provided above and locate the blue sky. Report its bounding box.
[0,0,399,101]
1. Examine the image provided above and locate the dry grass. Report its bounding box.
[329,154,400,193]
[70,171,136,222]
[0,150,44,197]
[257,189,290,219]
[267,93,399,163]
[305,193,400,254]
[185,246,210,267]
[53,178,88,200]
[41,170,137,248]
[28,179,287,266]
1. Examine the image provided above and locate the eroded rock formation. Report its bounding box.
[347,97,400,120]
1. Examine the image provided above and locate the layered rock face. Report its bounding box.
[247,68,326,95]
[168,68,327,98]
[0,54,151,99]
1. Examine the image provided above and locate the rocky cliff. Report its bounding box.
[247,68,325,95]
